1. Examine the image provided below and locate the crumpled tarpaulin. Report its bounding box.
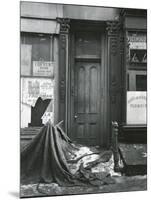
[21,122,120,187]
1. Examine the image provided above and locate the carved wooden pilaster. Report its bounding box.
[125,35,130,65]
[106,21,121,56]
[120,31,126,123]
[106,21,122,124]
[57,18,70,125]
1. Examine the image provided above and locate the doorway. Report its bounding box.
[68,29,108,146]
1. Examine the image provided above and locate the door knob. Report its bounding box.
[74,115,78,119]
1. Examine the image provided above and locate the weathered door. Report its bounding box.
[69,31,107,146]
[73,61,101,145]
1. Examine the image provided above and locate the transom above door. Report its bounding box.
[75,31,102,59]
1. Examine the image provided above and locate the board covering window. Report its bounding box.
[21,33,53,77]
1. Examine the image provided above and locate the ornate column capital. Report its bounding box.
[106,21,121,35]
[57,18,70,34]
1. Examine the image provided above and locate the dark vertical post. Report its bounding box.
[57,18,70,131]
[120,31,126,123]
[112,121,120,172]
[106,21,123,145]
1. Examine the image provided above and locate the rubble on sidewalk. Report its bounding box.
[20,175,147,197]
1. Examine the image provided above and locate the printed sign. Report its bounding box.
[21,44,32,75]
[33,61,54,77]
[129,42,146,49]
[129,34,147,49]
[127,91,147,124]
[21,78,54,106]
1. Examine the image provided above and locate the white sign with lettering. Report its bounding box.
[129,34,147,49]
[127,91,147,124]
[33,61,54,77]
[129,42,146,49]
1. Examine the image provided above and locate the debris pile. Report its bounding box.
[21,122,121,188]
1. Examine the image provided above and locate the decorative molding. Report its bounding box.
[60,79,65,102]
[107,21,123,119]
[106,21,121,35]
[60,34,66,49]
[57,18,70,34]
[126,36,130,64]
[119,35,124,55]
[106,21,121,56]
[110,37,118,56]
[57,18,70,104]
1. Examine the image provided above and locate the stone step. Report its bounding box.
[20,127,42,133]
[20,127,42,135]
[21,134,37,139]
[20,127,43,150]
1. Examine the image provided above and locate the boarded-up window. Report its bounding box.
[21,33,53,76]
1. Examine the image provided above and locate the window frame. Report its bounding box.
[21,32,54,77]
[128,70,147,91]
[125,29,147,125]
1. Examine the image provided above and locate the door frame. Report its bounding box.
[67,21,110,147]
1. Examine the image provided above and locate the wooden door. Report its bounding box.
[73,62,101,145]
[69,31,108,146]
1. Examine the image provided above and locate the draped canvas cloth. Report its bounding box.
[21,122,115,186]
[21,123,78,185]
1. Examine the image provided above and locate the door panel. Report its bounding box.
[77,66,85,113]
[73,62,101,145]
[89,66,98,113]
